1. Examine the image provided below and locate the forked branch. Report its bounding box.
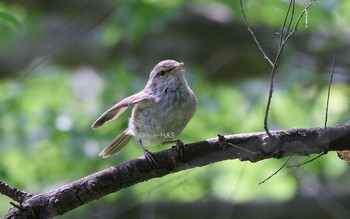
[240,0,316,137]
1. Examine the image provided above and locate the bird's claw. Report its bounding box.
[143,149,158,167]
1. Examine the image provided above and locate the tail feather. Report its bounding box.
[99,129,132,158]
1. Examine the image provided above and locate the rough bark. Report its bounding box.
[3,125,350,218]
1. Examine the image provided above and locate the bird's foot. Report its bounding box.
[143,149,158,167]
[162,139,186,157]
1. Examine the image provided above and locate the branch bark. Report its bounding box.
[3,125,350,218]
[0,181,33,204]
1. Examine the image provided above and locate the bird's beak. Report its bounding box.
[170,62,184,74]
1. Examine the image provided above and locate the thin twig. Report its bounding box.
[324,52,335,152]
[259,156,292,185]
[283,0,315,43]
[325,53,335,132]
[287,153,324,168]
[240,0,273,67]
[240,0,302,137]
[263,0,316,137]
[218,134,258,155]
[286,0,295,36]
[288,52,336,168]
[279,0,295,47]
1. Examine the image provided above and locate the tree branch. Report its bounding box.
[3,125,350,218]
[0,181,33,204]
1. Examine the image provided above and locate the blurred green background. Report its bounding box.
[0,0,350,218]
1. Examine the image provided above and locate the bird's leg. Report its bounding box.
[162,139,186,157]
[138,140,158,167]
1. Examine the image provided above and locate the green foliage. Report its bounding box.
[0,11,21,28]
[0,4,23,48]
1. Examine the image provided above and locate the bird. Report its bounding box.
[91,60,197,164]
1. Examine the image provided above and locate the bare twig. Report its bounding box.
[239,0,273,67]
[218,134,258,155]
[286,0,295,35]
[266,0,315,137]
[259,156,292,185]
[288,52,336,168]
[324,53,335,151]
[279,0,295,47]
[240,0,316,137]
[288,153,324,168]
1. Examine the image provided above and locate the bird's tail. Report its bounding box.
[99,129,132,158]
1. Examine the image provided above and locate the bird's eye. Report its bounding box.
[159,70,166,76]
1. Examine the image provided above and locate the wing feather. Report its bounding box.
[91,91,153,129]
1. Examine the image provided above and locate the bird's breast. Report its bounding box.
[130,85,196,146]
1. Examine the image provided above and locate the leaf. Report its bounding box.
[0,11,21,29]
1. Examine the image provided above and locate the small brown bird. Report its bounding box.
[92,60,197,163]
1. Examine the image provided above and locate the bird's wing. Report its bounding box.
[91,91,153,129]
